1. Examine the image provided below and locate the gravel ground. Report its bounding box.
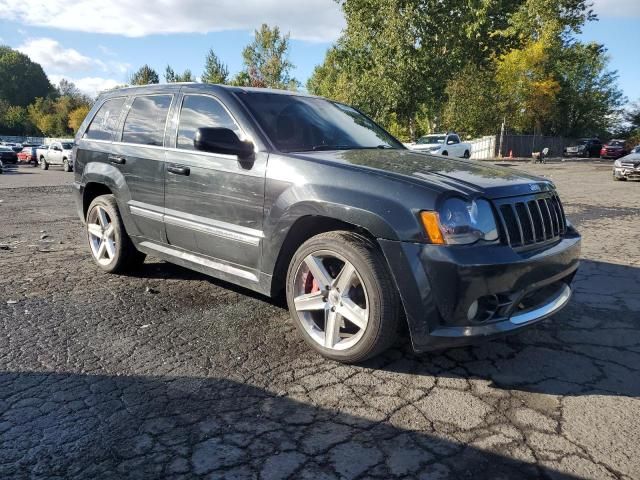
[0,162,639,479]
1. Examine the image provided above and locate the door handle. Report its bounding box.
[108,155,126,165]
[167,165,190,176]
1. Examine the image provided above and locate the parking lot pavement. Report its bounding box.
[0,164,73,189]
[0,162,639,479]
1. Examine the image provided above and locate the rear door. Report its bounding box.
[109,94,174,243]
[163,92,266,274]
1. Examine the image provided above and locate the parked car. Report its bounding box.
[0,158,3,174]
[408,133,472,158]
[17,146,39,165]
[73,84,580,363]
[563,138,602,158]
[0,145,18,164]
[631,145,640,154]
[613,153,640,181]
[39,142,75,171]
[600,139,628,159]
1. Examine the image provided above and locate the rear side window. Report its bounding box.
[84,97,126,141]
[177,95,240,150]
[122,95,172,146]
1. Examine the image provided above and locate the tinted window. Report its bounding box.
[448,135,460,144]
[61,143,73,149]
[122,95,172,146]
[84,97,125,141]
[238,92,403,152]
[177,95,240,150]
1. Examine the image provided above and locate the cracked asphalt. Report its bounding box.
[0,161,639,479]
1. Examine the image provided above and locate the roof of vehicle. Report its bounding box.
[98,82,319,100]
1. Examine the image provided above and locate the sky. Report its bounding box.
[0,0,638,104]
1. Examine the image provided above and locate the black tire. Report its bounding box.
[40,157,48,170]
[285,231,401,363]
[62,158,71,172]
[463,150,470,159]
[442,151,448,156]
[86,194,146,273]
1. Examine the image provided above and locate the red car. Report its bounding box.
[600,139,628,159]
[17,146,39,165]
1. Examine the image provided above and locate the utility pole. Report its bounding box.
[498,117,505,158]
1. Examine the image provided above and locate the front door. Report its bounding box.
[163,93,266,276]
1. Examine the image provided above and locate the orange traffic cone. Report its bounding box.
[508,150,513,159]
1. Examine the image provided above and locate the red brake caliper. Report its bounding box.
[304,272,321,294]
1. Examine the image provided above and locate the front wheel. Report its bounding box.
[86,194,146,273]
[62,158,71,172]
[40,158,49,170]
[286,231,401,363]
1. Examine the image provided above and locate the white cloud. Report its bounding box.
[592,0,640,17]
[49,74,121,97]
[17,38,98,73]
[0,0,345,42]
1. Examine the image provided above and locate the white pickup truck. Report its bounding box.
[407,133,472,158]
[38,141,75,172]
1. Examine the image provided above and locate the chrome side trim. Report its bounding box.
[128,200,164,222]
[163,207,263,246]
[510,283,572,325]
[139,241,258,282]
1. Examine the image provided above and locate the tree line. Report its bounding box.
[308,0,628,141]
[0,24,297,137]
[1,8,637,143]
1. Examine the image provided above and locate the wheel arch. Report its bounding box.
[269,214,379,297]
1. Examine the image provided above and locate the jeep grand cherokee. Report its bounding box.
[72,84,581,363]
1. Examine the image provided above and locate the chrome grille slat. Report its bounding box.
[494,192,568,250]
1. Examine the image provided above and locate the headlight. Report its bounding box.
[614,160,622,168]
[428,146,441,152]
[421,197,499,245]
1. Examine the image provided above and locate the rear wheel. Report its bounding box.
[463,150,470,159]
[86,195,146,273]
[286,231,401,363]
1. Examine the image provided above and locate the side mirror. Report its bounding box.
[447,140,454,145]
[194,128,254,160]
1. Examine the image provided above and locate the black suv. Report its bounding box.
[563,138,602,158]
[73,84,581,363]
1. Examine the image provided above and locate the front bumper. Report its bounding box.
[380,230,581,352]
[614,167,640,179]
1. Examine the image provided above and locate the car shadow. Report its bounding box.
[123,256,639,399]
[0,370,584,479]
[364,259,640,398]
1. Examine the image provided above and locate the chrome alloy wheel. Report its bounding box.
[87,206,116,266]
[292,251,369,350]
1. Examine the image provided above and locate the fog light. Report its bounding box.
[467,300,479,321]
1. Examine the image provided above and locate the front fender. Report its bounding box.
[261,182,425,277]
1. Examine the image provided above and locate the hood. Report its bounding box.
[291,149,552,199]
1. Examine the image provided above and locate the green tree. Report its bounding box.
[201,49,229,84]
[164,65,195,83]
[237,24,297,89]
[129,65,160,85]
[442,65,501,137]
[0,46,53,107]
[552,42,624,137]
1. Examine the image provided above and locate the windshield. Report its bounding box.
[61,143,73,149]
[416,135,446,145]
[577,139,588,145]
[609,140,624,147]
[237,92,403,153]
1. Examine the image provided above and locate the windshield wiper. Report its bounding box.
[310,144,355,151]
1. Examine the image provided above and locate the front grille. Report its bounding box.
[495,193,567,249]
